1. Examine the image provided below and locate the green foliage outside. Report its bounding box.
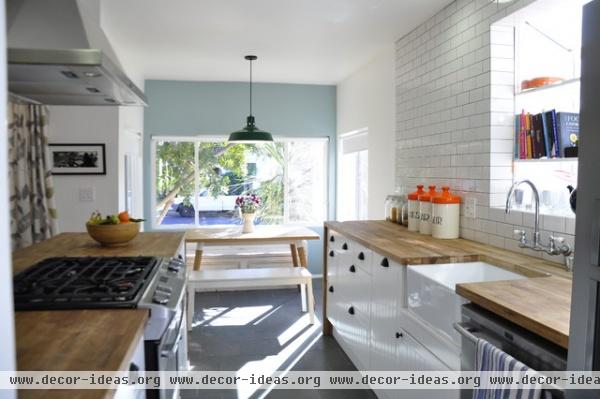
[155,141,285,224]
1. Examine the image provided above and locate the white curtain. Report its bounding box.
[8,102,58,250]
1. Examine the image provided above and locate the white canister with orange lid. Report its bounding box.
[407,185,425,232]
[418,185,437,235]
[432,186,461,239]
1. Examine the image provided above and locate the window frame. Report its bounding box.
[337,128,369,221]
[150,135,329,230]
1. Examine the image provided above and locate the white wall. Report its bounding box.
[337,45,396,219]
[118,107,144,220]
[1,0,18,393]
[48,106,120,232]
[394,0,577,265]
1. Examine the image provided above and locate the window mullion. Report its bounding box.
[283,142,290,224]
[194,141,199,227]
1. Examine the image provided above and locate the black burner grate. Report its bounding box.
[13,257,159,310]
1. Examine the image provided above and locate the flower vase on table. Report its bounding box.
[236,194,261,234]
[242,213,256,233]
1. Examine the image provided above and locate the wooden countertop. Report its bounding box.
[456,276,571,348]
[325,220,572,348]
[12,232,185,399]
[16,310,148,399]
[12,232,185,274]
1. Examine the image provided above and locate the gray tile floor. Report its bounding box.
[183,277,377,399]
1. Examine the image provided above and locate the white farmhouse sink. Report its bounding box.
[406,262,526,346]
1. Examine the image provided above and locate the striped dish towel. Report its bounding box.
[473,338,552,399]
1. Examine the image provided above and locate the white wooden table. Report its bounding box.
[184,225,320,270]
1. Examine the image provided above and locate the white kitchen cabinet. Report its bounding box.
[333,299,371,370]
[114,332,146,399]
[394,329,457,399]
[326,229,455,399]
[369,253,404,399]
[327,232,371,371]
[351,241,373,274]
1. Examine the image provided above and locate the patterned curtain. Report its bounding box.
[8,102,58,250]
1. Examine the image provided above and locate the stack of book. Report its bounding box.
[514,110,579,159]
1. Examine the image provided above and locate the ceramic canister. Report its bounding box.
[418,185,438,235]
[407,185,425,232]
[432,186,461,239]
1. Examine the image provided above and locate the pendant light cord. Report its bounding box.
[249,59,253,117]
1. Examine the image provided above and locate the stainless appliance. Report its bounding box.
[455,303,567,399]
[13,255,187,399]
[8,48,148,106]
[7,0,147,106]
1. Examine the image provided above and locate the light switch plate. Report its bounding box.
[464,197,477,219]
[79,187,95,202]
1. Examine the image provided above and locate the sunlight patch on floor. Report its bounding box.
[234,313,322,398]
[208,305,274,326]
[252,305,284,325]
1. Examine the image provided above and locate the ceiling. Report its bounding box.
[100,0,453,85]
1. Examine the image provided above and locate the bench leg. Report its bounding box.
[300,283,307,312]
[187,286,195,331]
[307,278,315,325]
[193,242,204,271]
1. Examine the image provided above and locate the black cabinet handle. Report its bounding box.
[395,332,403,339]
[329,250,335,257]
[342,243,348,250]
[358,252,365,261]
[349,265,356,273]
[328,286,334,293]
[330,236,335,242]
[348,306,355,315]
[380,258,389,267]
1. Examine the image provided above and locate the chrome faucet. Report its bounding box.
[505,180,572,258]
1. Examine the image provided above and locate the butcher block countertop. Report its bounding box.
[325,220,572,348]
[12,232,185,399]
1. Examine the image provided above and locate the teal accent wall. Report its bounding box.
[143,80,336,274]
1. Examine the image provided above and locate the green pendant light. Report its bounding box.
[228,55,274,142]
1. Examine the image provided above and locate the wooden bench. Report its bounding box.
[187,267,315,331]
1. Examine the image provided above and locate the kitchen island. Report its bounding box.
[12,232,185,399]
[323,220,571,349]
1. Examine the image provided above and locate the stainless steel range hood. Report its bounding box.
[7,0,147,106]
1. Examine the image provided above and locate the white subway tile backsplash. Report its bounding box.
[565,217,576,235]
[505,210,523,225]
[542,215,566,233]
[488,207,505,222]
[395,0,572,265]
[488,234,505,249]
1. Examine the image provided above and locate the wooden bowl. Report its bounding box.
[86,222,140,246]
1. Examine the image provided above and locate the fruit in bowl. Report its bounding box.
[86,211,145,246]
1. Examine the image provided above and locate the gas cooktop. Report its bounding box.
[13,256,160,310]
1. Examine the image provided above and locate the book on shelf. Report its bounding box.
[514,109,579,160]
[519,110,527,159]
[557,112,579,157]
[532,113,546,158]
[526,113,533,159]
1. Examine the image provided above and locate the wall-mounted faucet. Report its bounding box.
[505,180,572,258]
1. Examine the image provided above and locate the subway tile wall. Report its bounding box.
[395,0,575,264]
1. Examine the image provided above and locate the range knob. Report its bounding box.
[156,285,172,294]
[170,257,184,266]
[152,294,170,304]
[167,261,183,272]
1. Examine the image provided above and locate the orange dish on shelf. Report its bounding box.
[520,77,564,91]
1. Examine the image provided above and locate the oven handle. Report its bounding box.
[161,332,183,358]
[453,322,479,345]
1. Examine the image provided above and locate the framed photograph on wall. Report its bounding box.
[49,143,106,175]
